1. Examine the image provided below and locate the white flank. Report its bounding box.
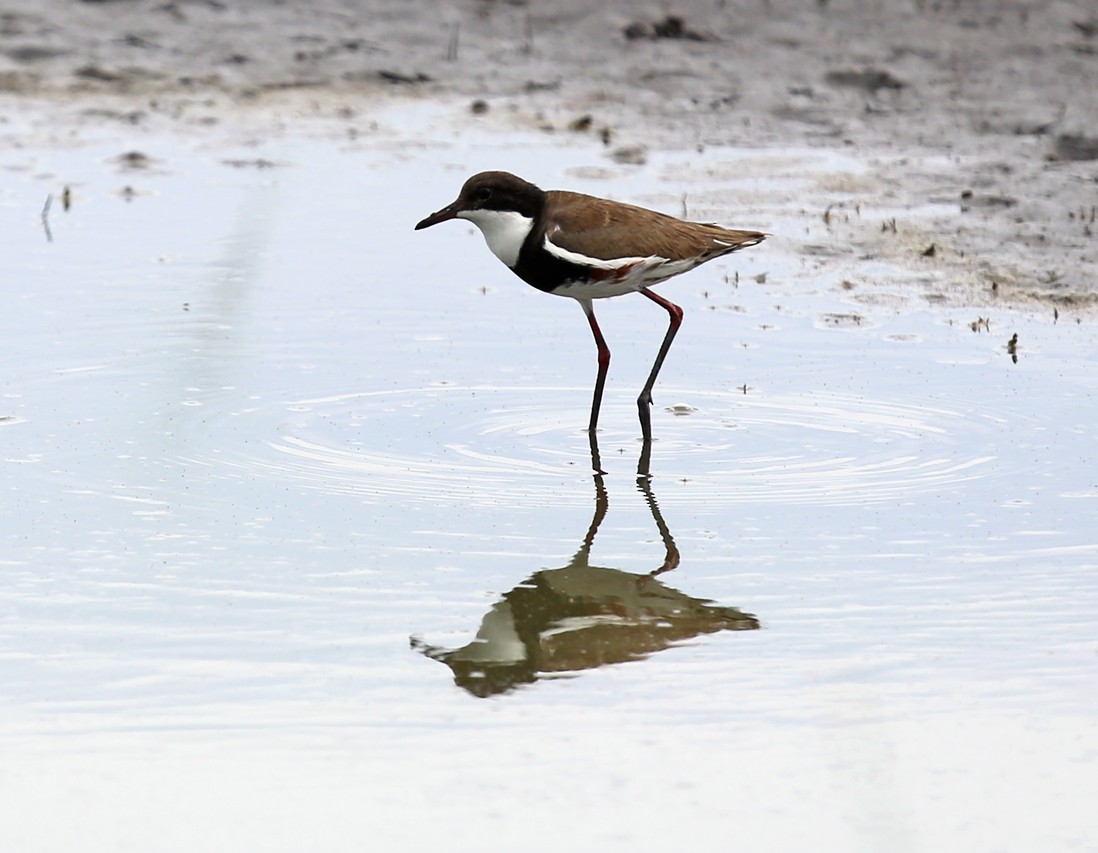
[543,234,653,270]
[550,245,701,299]
[457,209,534,268]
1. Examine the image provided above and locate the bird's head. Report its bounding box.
[415,171,545,230]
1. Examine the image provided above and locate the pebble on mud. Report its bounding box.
[609,145,647,165]
[1051,133,1098,161]
[825,68,906,92]
[623,16,713,42]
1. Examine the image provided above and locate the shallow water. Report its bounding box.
[2,116,1097,851]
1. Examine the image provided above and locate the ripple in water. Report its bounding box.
[196,386,1002,509]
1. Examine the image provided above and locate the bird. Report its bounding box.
[414,170,765,442]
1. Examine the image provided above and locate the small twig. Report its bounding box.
[522,8,533,53]
[446,23,459,61]
[41,194,53,243]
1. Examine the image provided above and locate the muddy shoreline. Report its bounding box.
[3,0,1097,310]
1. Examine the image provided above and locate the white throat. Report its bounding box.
[458,209,534,268]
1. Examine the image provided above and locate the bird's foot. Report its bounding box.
[637,392,654,442]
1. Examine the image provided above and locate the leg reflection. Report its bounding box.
[636,473,680,578]
[412,440,756,696]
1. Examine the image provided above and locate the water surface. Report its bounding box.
[2,118,1096,851]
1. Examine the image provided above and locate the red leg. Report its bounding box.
[580,299,610,434]
[637,289,684,442]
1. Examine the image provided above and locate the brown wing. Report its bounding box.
[544,190,765,262]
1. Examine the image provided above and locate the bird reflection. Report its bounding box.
[412,437,759,697]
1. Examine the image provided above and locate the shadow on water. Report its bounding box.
[411,436,759,697]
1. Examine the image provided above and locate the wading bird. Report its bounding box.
[415,171,765,442]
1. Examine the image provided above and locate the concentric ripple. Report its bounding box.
[199,385,1005,509]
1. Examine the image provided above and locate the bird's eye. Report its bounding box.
[475,187,493,203]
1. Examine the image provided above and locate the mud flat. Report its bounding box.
[2,0,1096,311]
